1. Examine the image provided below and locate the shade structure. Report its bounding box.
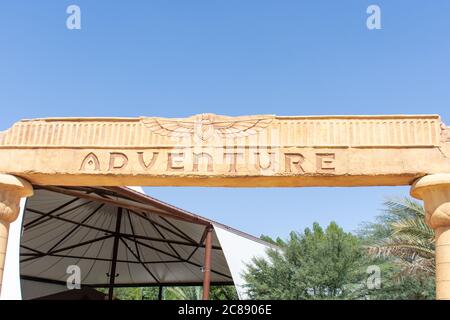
[13,185,274,299]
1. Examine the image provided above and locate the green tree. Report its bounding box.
[244,222,367,300]
[164,286,238,300]
[359,197,435,299]
[96,287,159,300]
[361,197,434,276]
[210,286,239,300]
[165,287,202,300]
[362,260,435,300]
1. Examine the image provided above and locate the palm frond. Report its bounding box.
[366,197,435,277]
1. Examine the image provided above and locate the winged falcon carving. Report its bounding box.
[141,113,274,141]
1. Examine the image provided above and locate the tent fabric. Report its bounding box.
[20,187,229,286]
[35,287,108,300]
[12,186,275,299]
[213,224,272,299]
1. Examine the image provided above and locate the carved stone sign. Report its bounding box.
[77,150,336,174]
[0,114,449,187]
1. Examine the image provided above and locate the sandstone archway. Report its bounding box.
[1,113,450,299]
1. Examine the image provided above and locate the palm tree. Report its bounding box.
[364,197,435,277]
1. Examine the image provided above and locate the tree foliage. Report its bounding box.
[244,222,367,299]
[97,197,435,300]
[96,287,160,300]
[359,197,435,299]
[164,286,238,300]
[100,285,238,300]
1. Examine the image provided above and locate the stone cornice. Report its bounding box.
[0,114,448,187]
[0,114,443,149]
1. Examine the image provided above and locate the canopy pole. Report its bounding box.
[158,285,163,300]
[108,207,123,300]
[202,226,213,300]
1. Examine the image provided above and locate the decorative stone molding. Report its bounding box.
[0,174,33,294]
[441,125,450,143]
[411,174,450,229]
[0,114,449,187]
[411,174,450,300]
[0,192,21,223]
[0,114,441,148]
[0,175,33,220]
[142,113,274,141]
[0,174,33,223]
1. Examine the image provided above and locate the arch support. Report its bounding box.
[0,174,33,295]
[411,174,450,300]
[202,226,213,300]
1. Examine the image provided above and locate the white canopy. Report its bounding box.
[1,186,274,300]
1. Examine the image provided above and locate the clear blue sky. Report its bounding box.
[1,1,449,238]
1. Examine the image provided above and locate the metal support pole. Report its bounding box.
[108,207,123,300]
[202,226,213,300]
[158,285,163,300]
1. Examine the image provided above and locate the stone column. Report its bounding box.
[0,174,33,294]
[411,174,450,300]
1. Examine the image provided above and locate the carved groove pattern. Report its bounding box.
[0,116,442,148]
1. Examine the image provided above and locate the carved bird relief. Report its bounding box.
[141,113,274,141]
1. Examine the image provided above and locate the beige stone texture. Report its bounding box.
[0,113,450,299]
[411,174,450,300]
[0,174,33,294]
[0,114,449,187]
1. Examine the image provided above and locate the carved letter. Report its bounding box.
[316,153,336,172]
[224,152,243,173]
[138,151,159,170]
[108,152,128,171]
[80,152,100,171]
[284,153,305,173]
[254,152,275,171]
[193,152,214,172]
[167,152,185,171]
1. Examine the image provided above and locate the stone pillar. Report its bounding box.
[410,174,450,300]
[0,174,33,294]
